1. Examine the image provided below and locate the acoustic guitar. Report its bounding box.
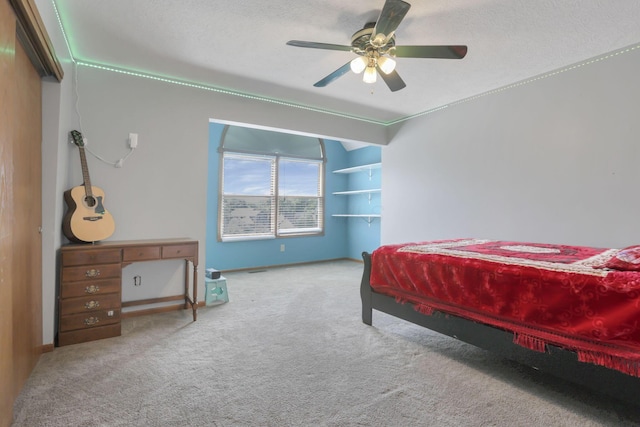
[62,130,116,243]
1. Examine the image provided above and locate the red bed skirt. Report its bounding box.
[370,239,640,377]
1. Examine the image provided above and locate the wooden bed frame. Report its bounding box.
[360,252,640,407]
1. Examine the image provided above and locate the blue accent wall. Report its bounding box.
[206,122,350,270]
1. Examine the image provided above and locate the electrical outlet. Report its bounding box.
[129,133,138,148]
[280,244,285,252]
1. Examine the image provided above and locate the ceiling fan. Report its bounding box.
[286,0,468,92]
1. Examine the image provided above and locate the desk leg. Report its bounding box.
[192,262,198,321]
[184,259,189,310]
[184,259,198,321]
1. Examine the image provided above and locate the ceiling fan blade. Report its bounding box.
[372,0,411,46]
[313,62,352,87]
[377,67,406,92]
[286,40,353,52]
[394,45,468,59]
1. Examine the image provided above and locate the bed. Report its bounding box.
[360,239,640,405]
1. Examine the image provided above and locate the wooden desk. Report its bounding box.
[57,238,198,347]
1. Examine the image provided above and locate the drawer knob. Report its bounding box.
[85,300,100,310]
[84,317,99,326]
[85,269,100,278]
[85,285,100,294]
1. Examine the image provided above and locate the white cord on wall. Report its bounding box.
[73,61,136,168]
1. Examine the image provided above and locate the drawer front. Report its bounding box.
[123,246,161,262]
[60,293,121,315]
[62,249,122,266]
[61,263,121,282]
[60,278,121,299]
[58,323,121,346]
[59,309,121,332]
[162,244,196,259]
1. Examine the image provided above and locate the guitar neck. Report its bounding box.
[78,146,94,197]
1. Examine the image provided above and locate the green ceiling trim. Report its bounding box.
[73,60,389,125]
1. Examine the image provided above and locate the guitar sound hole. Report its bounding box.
[84,196,97,207]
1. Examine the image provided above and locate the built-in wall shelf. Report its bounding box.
[332,214,381,218]
[332,162,381,175]
[332,162,381,224]
[332,189,381,195]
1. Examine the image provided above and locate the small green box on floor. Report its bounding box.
[205,276,229,305]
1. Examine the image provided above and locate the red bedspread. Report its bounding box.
[370,239,640,377]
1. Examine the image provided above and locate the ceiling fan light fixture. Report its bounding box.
[371,33,387,47]
[363,66,377,84]
[350,56,368,74]
[377,56,396,74]
[286,0,467,92]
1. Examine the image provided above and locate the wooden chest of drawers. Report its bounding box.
[58,249,123,346]
[57,239,199,347]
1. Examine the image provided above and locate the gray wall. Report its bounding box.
[383,47,640,248]
[38,0,78,347]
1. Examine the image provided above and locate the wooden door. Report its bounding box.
[0,0,17,424]
[12,22,43,398]
[0,1,45,425]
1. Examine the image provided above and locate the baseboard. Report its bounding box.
[122,295,188,308]
[41,343,54,353]
[222,257,361,273]
[121,301,206,319]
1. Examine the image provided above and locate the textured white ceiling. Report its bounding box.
[54,0,640,124]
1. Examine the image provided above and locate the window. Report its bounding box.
[278,158,322,234]
[219,126,324,241]
[221,154,276,239]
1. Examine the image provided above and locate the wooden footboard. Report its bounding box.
[360,251,640,406]
[360,252,373,326]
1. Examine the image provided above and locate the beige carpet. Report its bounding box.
[12,260,640,426]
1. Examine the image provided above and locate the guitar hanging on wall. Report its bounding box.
[62,130,116,243]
